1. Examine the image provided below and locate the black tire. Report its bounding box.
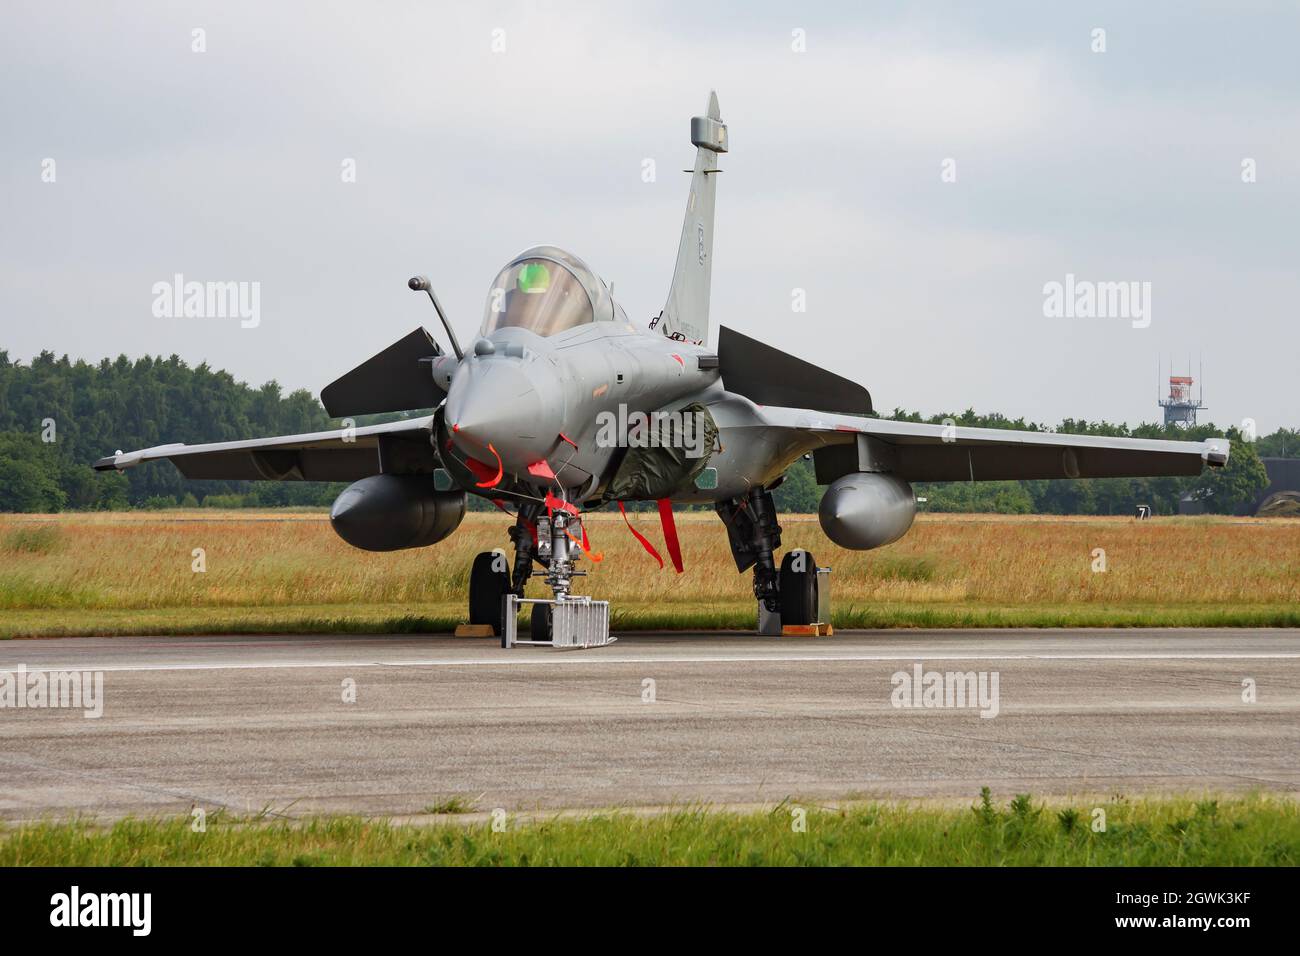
[469,551,510,636]
[530,602,553,642]
[779,550,817,626]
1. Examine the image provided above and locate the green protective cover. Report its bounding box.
[602,402,719,501]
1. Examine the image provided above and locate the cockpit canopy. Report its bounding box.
[481,246,623,337]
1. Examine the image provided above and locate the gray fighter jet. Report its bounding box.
[95,92,1229,641]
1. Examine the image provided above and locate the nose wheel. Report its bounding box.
[530,602,553,641]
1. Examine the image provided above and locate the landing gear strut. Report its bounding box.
[507,504,539,597]
[715,488,820,631]
[530,509,585,638]
[716,487,783,612]
[536,509,580,602]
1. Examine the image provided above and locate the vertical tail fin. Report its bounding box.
[659,91,727,345]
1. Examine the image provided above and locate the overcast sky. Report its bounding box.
[3,1,1297,433]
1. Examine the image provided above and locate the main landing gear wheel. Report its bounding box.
[779,549,817,626]
[469,551,510,636]
[530,602,553,641]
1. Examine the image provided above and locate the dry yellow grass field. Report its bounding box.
[1,510,1298,637]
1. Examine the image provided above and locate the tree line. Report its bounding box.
[0,350,1282,515]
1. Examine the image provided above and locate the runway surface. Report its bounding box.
[1,629,1297,821]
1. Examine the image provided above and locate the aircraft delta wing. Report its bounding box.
[93,415,436,482]
[754,405,1228,483]
[93,324,452,481]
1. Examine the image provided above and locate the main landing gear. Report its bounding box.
[468,503,541,638]
[778,549,819,625]
[468,550,510,635]
[715,487,821,630]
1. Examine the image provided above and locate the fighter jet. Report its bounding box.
[95,92,1229,642]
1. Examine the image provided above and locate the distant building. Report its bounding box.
[1158,373,1206,428]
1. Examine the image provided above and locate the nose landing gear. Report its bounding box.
[471,504,614,648]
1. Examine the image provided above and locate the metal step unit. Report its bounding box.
[815,565,832,625]
[502,594,615,649]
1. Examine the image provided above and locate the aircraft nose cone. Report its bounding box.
[449,369,523,441]
[445,358,563,469]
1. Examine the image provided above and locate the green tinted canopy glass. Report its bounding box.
[481,257,595,337]
[516,262,551,293]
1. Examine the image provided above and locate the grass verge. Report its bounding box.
[5,601,1300,639]
[3,511,1298,637]
[2,793,1296,866]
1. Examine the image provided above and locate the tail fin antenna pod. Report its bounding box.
[660,91,726,346]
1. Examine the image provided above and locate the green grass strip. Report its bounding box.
[3,793,1295,866]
